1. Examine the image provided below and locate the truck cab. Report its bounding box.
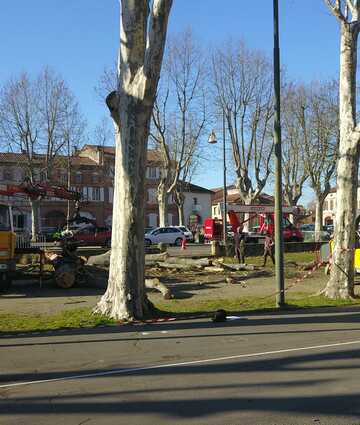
[0,203,16,290]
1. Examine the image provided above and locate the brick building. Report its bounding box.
[0,145,213,232]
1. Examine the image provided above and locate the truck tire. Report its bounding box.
[0,272,11,292]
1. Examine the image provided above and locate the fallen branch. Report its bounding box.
[145,278,173,299]
[217,262,256,271]
[156,262,192,271]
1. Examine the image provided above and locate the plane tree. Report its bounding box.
[95,0,173,320]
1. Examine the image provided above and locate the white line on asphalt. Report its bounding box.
[1,338,360,390]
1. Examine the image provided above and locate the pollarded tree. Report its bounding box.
[95,0,173,320]
[301,81,339,242]
[212,40,274,229]
[324,0,360,298]
[281,83,309,218]
[151,29,207,227]
[0,70,84,238]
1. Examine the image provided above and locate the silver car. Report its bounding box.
[171,226,194,241]
[145,227,186,246]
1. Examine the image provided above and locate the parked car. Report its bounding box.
[67,225,112,247]
[171,226,194,241]
[300,224,330,241]
[145,226,186,246]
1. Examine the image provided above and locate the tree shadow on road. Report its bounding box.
[1,347,360,422]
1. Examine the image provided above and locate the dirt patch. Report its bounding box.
[0,262,334,315]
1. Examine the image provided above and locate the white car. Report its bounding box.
[145,227,186,246]
[171,226,193,241]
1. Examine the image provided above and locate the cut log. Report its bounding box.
[145,252,169,262]
[156,262,192,271]
[203,266,225,273]
[145,278,173,299]
[165,257,211,267]
[87,250,111,267]
[145,260,158,267]
[217,262,256,271]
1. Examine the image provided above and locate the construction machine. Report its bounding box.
[0,179,81,290]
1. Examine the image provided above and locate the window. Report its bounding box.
[92,173,99,183]
[168,213,173,225]
[330,200,334,210]
[92,187,101,201]
[324,201,328,210]
[166,227,179,233]
[108,188,114,203]
[13,214,26,229]
[147,167,158,179]
[75,172,82,184]
[148,213,158,228]
[59,170,67,184]
[147,188,157,204]
[3,168,13,181]
[193,197,198,205]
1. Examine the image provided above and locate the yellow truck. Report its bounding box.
[0,203,16,290]
[323,238,360,274]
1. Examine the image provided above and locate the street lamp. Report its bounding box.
[273,0,285,307]
[208,111,227,250]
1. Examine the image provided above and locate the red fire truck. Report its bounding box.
[204,204,304,243]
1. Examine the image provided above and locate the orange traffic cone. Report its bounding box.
[181,238,187,250]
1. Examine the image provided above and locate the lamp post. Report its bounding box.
[209,110,227,249]
[273,0,285,307]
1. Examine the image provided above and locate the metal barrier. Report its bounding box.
[16,233,48,249]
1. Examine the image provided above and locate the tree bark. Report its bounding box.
[314,198,324,242]
[325,21,360,299]
[173,189,185,226]
[95,0,172,320]
[30,199,41,241]
[157,180,168,227]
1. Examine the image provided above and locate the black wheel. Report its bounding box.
[175,238,183,246]
[0,272,11,292]
[145,238,152,246]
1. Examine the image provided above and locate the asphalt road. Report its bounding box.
[2,307,360,425]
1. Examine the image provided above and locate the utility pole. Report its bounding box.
[222,110,227,251]
[273,0,285,307]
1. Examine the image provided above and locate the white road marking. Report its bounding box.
[1,338,360,390]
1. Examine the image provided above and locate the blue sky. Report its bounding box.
[0,1,341,203]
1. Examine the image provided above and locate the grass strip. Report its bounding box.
[1,295,360,333]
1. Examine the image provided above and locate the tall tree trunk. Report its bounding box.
[157,179,168,227]
[174,191,185,226]
[325,148,358,298]
[314,198,324,242]
[30,199,40,241]
[96,105,152,320]
[325,22,360,299]
[95,0,172,320]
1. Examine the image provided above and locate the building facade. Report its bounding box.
[323,187,360,226]
[0,145,213,232]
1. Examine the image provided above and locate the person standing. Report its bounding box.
[234,226,246,264]
[262,232,275,266]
